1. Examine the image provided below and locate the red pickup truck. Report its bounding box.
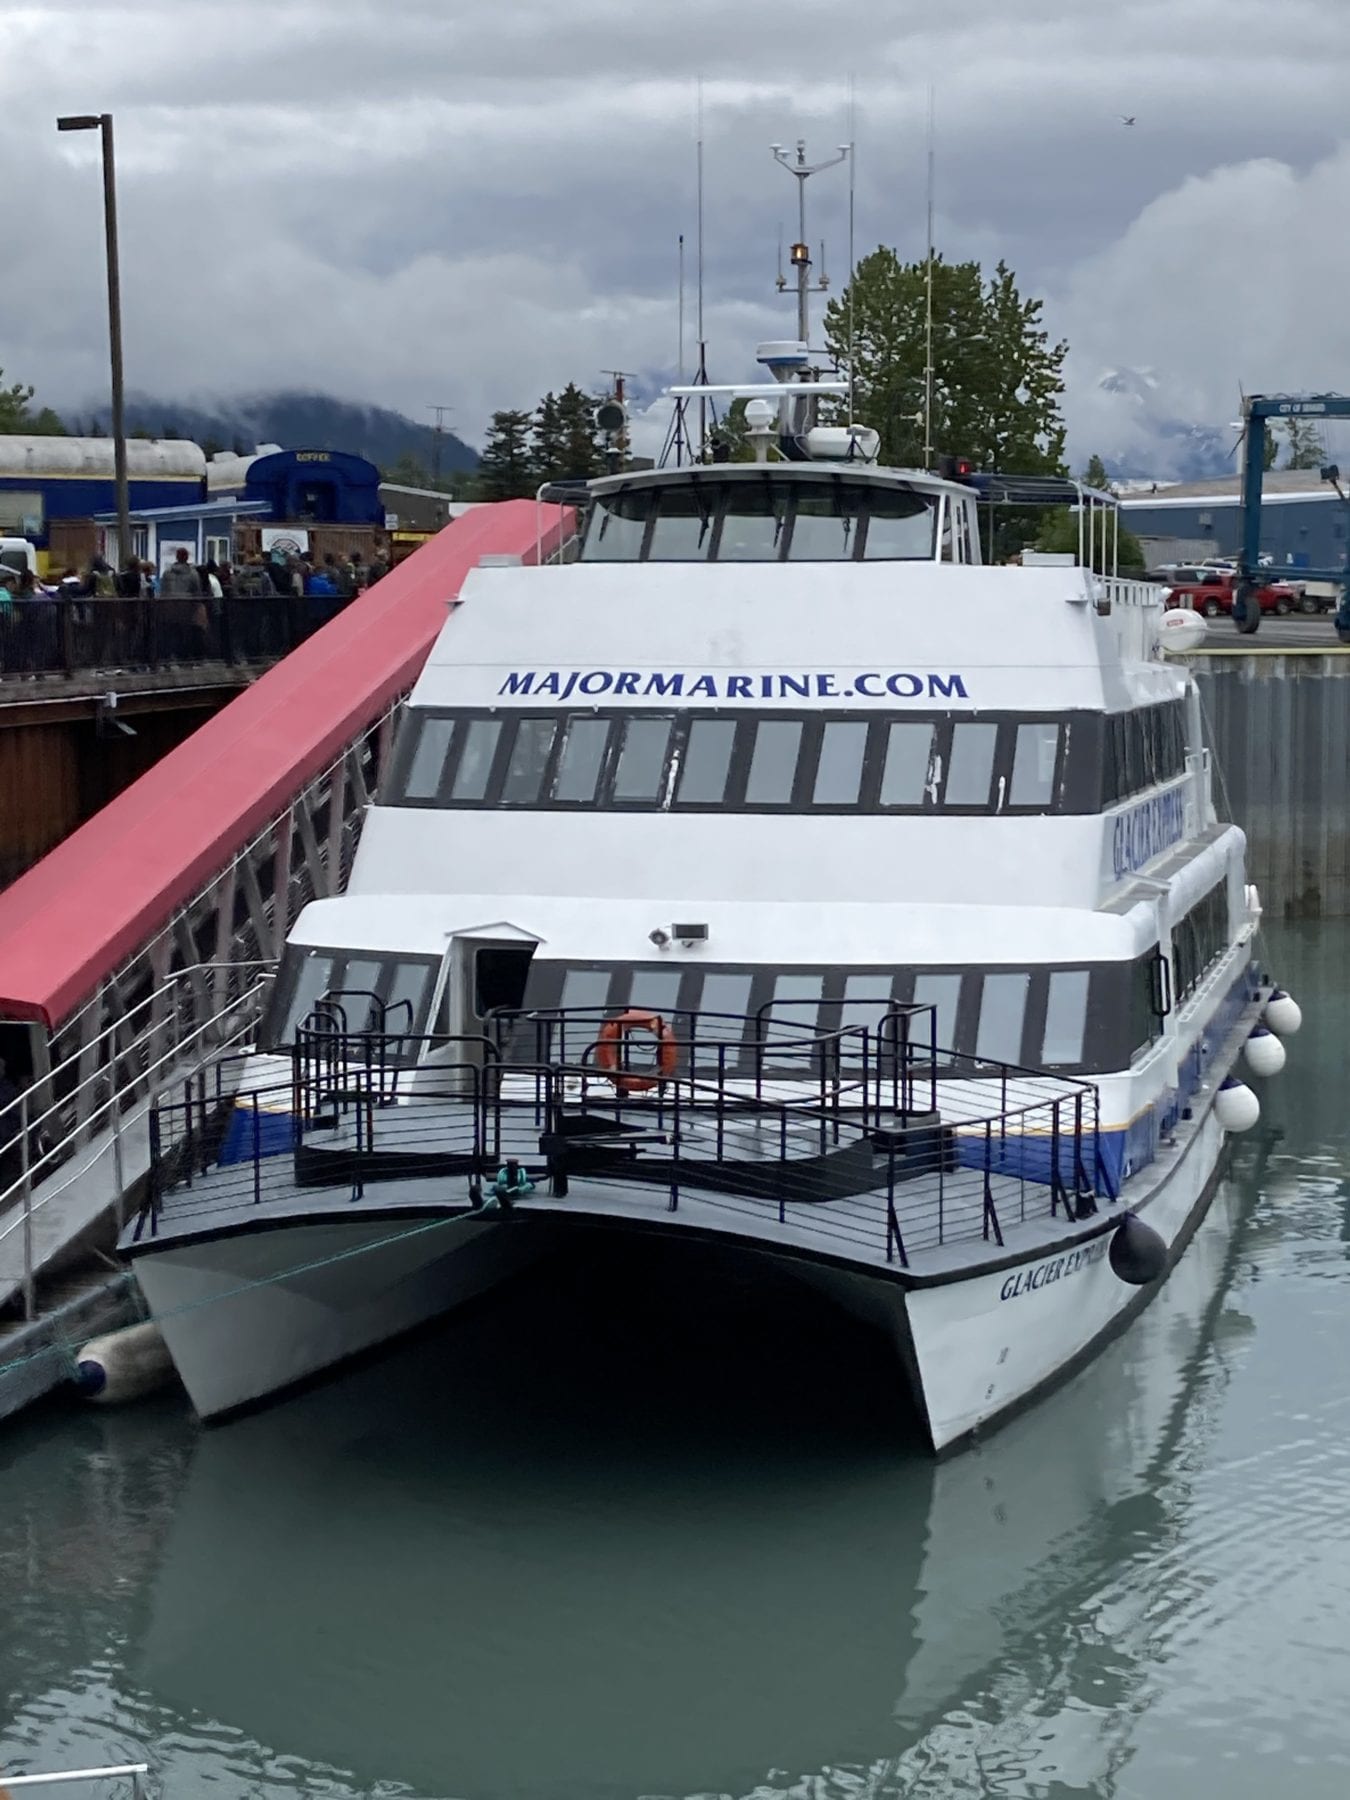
[1164,575,1302,618]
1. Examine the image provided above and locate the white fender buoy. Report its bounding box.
[74,1321,175,1404]
[1243,1027,1287,1078]
[1264,990,1303,1037]
[1157,607,1207,654]
[1214,1076,1260,1133]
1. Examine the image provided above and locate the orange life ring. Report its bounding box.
[594,1009,678,1094]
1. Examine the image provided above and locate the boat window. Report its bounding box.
[387,707,1128,817]
[449,718,503,801]
[583,487,651,560]
[612,717,674,801]
[698,971,755,1040]
[838,975,901,1063]
[913,973,962,1053]
[500,718,558,804]
[879,721,935,807]
[675,718,738,804]
[261,948,442,1055]
[1128,954,1161,1059]
[271,949,334,1043]
[763,972,826,1041]
[812,720,869,805]
[1010,722,1059,807]
[1171,879,1229,1002]
[646,485,717,561]
[384,961,434,1034]
[1042,969,1089,1064]
[551,717,610,803]
[628,967,684,1014]
[745,720,802,804]
[718,484,788,561]
[787,485,863,561]
[519,959,1140,1074]
[560,968,612,1014]
[945,722,998,806]
[868,487,939,561]
[333,958,383,1030]
[405,716,455,801]
[976,972,1029,1066]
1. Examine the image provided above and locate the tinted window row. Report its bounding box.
[581,476,939,564]
[388,709,1071,814]
[1172,880,1230,1003]
[1102,701,1188,807]
[520,960,1108,1074]
[261,948,443,1053]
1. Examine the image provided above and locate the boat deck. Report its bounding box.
[132,1085,1123,1281]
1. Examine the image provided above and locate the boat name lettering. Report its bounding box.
[495,670,970,702]
[1000,1238,1108,1301]
[1111,786,1186,879]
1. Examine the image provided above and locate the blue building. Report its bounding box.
[242,449,384,527]
[1121,471,1350,575]
[91,496,272,571]
[0,436,206,549]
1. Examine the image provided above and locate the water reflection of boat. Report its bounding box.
[134,1181,1255,1799]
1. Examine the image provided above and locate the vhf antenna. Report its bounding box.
[771,138,849,347]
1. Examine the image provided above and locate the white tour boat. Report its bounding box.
[121,171,1300,1454]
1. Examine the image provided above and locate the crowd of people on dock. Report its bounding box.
[0,540,391,605]
[0,538,393,673]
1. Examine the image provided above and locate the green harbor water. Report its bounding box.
[2,920,1348,1799]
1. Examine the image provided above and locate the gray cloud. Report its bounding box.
[2,0,1347,466]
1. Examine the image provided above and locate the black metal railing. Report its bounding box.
[140,1004,1110,1264]
[0,592,354,679]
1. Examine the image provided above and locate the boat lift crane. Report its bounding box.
[1236,393,1350,639]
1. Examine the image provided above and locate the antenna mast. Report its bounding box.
[771,137,849,347]
[427,403,454,485]
[677,232,685,384]
[696,77,707,458]
[847,76,857,428]
[923,85,936,470]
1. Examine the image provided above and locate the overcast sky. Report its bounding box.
[2,0,1348,467]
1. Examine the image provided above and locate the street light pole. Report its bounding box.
[58,112,130,569]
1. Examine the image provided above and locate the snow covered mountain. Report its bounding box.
[1083,367,1236,483]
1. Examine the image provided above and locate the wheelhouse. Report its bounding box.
[576,465,981,565]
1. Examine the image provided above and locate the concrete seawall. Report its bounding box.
[1194,650,1350,919]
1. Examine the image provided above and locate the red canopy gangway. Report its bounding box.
[0,500,571,1326]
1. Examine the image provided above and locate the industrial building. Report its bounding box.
[1121,470,1349,573]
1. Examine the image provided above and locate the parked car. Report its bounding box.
[1165,574,1302,618]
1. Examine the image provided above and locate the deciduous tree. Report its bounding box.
[823,251,1067,474]
[0,369,66,435]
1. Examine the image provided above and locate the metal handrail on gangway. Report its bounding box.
[0,501,571,1361]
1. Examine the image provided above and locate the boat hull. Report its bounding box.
[131,1212,549,1421]
[905,1108,1226,1452]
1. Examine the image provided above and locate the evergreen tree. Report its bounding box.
[823,250,1067,474]
[1282,416,1323,470]
[383,452,432,488]
[555,383,604,480]
[530,391,568,484]
[475,409,536,500]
